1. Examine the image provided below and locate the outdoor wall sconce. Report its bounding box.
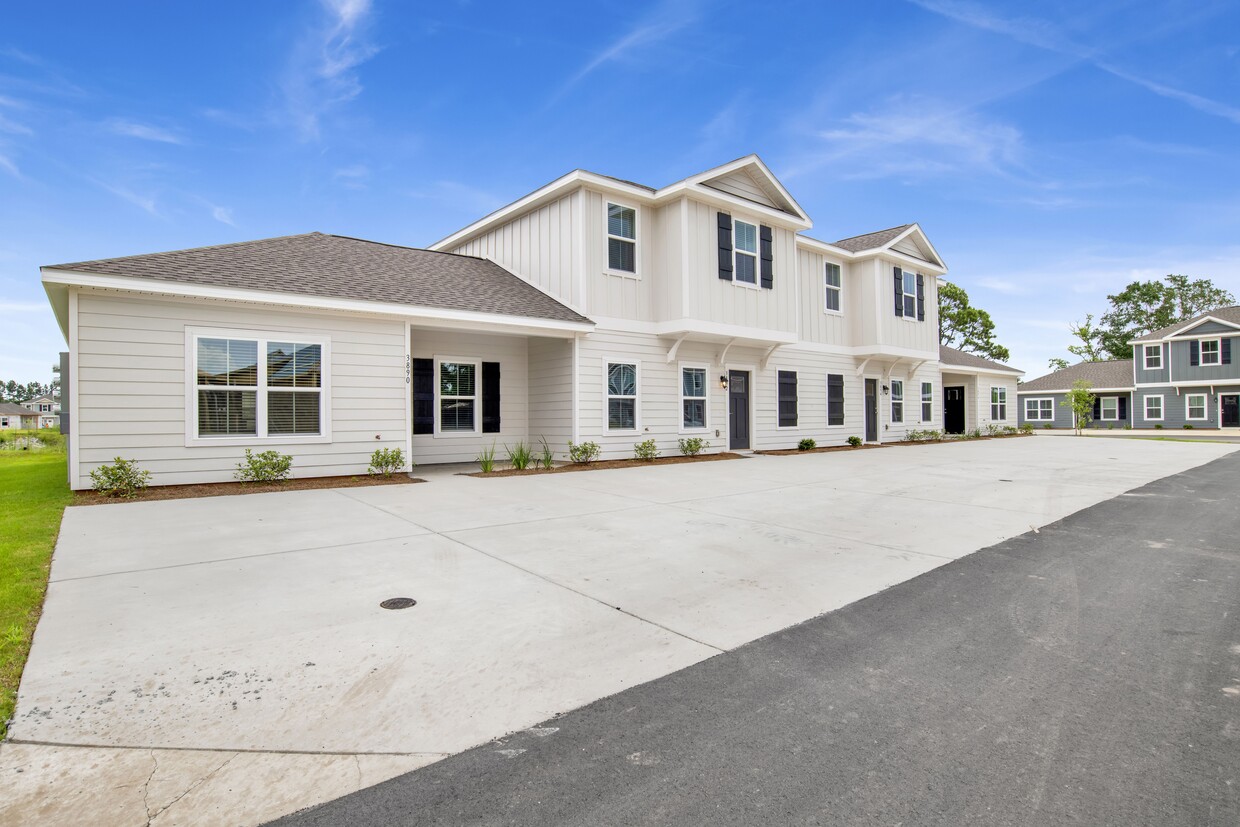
[719,375,729,390]
[882,384,890,395]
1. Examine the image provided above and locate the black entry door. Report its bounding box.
[1223,395,1240,428]
[728,370,750,450]
[864,378,878,442]
[944,386,966,434]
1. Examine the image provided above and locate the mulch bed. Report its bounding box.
[757,432,1033,456]
[74,473,424,506]
[467,452,745,477]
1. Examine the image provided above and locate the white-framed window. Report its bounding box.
[921,382,933,422]
[1144,344,1162,370]
[39,403,51,412]
[826,373,845,426]
[1100,397,1118,420]
[824,263,842,313]
[680,365,708,430]
[733,219,758,286]
[1187,393,1208,420]
[990,387,1007,420]
[891,380,904,423]
[900,271,917,318]
[437,359,478,433]
[1144,395,1163,420]
[1200,339,1221,365]
[606,202,637,274]
[188,329,328,444]
[1024,397,1054,421]
[607,361,638,431]
[0,417,8,427]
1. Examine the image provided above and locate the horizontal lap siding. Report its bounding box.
[875,363,944,443]
[527,338,573,457]
[1135,386,1240,429]
[1017,392,1075,429]
[752,349,867,449]
[74,291,406,487]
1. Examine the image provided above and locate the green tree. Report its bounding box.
[938,282,1011,362]
[1066,315,1106,362]
[1098,275,1235,360]
[1061,379,1095,436]
[1048,357,1070,372]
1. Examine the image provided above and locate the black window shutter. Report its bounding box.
[759,225,774,289]
[916,273,925,321]
[827,373,845,426]
[894,267,904,317]
[412,358,433,434]
[1223,338,1232,365]
[778,371,797,427]
[717,212,733,280]
[1190,340,1200,366]
[1119,396,1128,420]
[482,362,501,433]
[1093,397,1101,420]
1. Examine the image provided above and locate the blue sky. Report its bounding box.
[2,0,1239,381]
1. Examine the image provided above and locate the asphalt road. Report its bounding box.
[273,452,1240,826]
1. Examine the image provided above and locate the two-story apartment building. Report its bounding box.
[1017,306,1240,430]
[42,155,1022,488]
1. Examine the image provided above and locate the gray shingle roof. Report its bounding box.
[1017,359,1134,393]
[46,233,592,325]
[832,225,913,253]
[1130,305,1240,342]
[939,344,1022,374]
[0,402,33,415]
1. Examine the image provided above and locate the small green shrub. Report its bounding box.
[568,441,601,464]
[1154,423,1163,430]
[1019,422,1034,435]
[1042,422,1052,430]
[678,437,708,456]
[847,436,863,447]
[633,438,659,461]
[367,447,406,477]
[798,438,817,451]
[477,442,497,473]
[538,437,555,470]
[89,457,152,499]
[1123,423,1132,431]
[1183,424,1194,430]
[235,449,293,483]
[506,441,533,470]
[968,428,983,439]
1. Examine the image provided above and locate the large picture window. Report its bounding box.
[607,203,636,273]
[681,366,707,430]
[192,332,326,441]
[1025,398,1054,421]
[439,361,477,432]
[607,362,638,430]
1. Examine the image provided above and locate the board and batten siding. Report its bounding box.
[873,256,939,355]
[1167,334,1240,383]
[582,188,658,322]
[73,290,407,488]
[796,247,852,347]
[1133,342,1167,385]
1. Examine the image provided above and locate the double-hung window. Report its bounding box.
[824,263,842,312]
[1200,339,1221,365]
[990,387,1007,420]
[826,373,845,426]
[681,366,707,430]
[607,203,636,274]
[1025,398,1054,421]
[921,382,933,422]
[777,371,797,427]
[439,361,477,432]
[733,220,758,285]
[607,362,638,430]
[1144,344,1162,370]
[193,332,325,440]
[890,380,904,423]
[1144,395,1163,420]
[1187,393,1208,420]
[1099,397,1118,420]
[900,272,917,318]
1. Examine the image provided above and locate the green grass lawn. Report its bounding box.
[0,444,71,739]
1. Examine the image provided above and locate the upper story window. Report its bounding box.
[717,212,773,289]
[824,263,842,312]
[1200,339,1221,365]
[193,334,325,440]
[890,380,904,423]
[733,220,758,285]
[894,267,924,321]
[901,272,917,317]
[1143,344,1162,370]
[607,203,636,274]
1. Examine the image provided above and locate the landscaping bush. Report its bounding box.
[567,441,601,464]
[235,449,293,483]
[89,457,152,499]
[506,441,533,470]
[1019,422,1034,434]
[968,428,984,439]
[1183,424,1194,430]
[678,437,708,456]
[1154,423,1163,430]
[477,442,497,473]
[847,436,862,447]
[1042,423,1052,430]
[367,447,406,477]
[633,438,660,461]
[538,437,555,470]
[798,438,816,451]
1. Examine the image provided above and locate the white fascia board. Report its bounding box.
[856,248,947,277]
[941,364,1025,378]
[662,182,812,230]
[1167,316,1240,337]
[1015,386,1133,395]
[795,235,857,259]
[43,281,70,340]
[886,223,947,270]
[41,269,595,337]
[672,154,811,225]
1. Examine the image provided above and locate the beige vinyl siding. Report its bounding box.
[73,290,407,488]
[875,361,942,442]
[410,329,529,464]
[582,188,658,322]
[941,373,978,433]
[751,348,866,450]
[527,337,574,455]
[701,169,780,209]
[448,191,581,310]
[874,256,940,355]
[796,247,851,347]
[979,377,1018,428]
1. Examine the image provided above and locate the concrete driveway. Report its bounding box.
[4,436,1236,825]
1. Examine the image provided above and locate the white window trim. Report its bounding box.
[825,373,846,428]
[731,215,761,290]
[823,262,843,315]
[433,356,481,437]
[1143,344,1162,370]
[898,271,919,322]
[775,368,799,430]
[1099,396,1119,421]
[990,386,1007,421]
[1024,396,1054,421]
[678,362,710,434]
[1144,394,1164,421]
[605,201,639,279]
[604,357,640,433]
[184,326,332,448]
[1199,338,1221,365]
[890,379,904,424]
[920,381,933,423]
[1186,393,1209,421]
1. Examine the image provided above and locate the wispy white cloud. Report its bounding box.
[281,0,381,140]
[93,179,160,216]
[0,152,20,179]
[211,205,235,226]
[105,118,184,144]
[977,277,1027,294]
[333,164,370,189]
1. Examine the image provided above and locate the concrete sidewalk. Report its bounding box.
[3,436,1235,825]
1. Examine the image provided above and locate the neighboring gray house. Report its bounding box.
[1018,305,1240,430]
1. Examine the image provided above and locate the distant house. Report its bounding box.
[20,394,60,429]
[0,402,39,430]
[1017,305,1240,429]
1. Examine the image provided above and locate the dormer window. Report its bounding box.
[607,203,636,274]
[733,220,758,285]
[1143,344,1162,370]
